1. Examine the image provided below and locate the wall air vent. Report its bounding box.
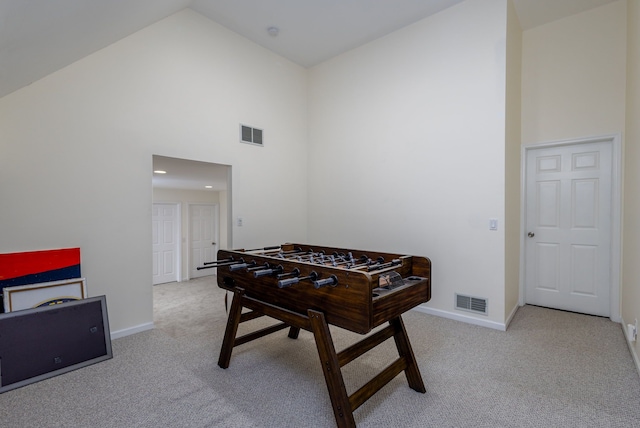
[455,293,488,315]
[240,124,263,146]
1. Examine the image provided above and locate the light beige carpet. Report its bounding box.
[1,275,639,427]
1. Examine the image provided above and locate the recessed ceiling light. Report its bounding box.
[205,185,213,189]
[153,170,166,174]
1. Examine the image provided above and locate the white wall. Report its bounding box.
[504,0,522,321]
[0,9,309,334]
[623,0,640,368]
[152,187,222,281]
[521,1,627,146]
[3,0,631,338]
[308,0,510,326]
[521,0,627,319]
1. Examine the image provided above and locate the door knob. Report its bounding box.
[212,242,216,245]
[527,232,535,238]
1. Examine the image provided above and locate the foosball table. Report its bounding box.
[212,243,431,427]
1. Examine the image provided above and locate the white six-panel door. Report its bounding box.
[524,141,612,316]
[189,204,218,279]
[152,203,179,285]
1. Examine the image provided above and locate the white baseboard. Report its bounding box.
[505,303,519,329]
[110,322,154,340]
[621,317,640,378]
[412,305,507,331]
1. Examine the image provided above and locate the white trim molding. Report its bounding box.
[621,317,640,377]
[413,305,508,331]
[111,322,154,340]
[519,133,622,322]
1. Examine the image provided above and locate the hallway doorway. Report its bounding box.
[151,155,232,283]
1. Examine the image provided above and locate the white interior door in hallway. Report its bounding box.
[524,140,613,317]
[152,203,179,285]
[189,204,219,279]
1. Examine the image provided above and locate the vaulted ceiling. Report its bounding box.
[1,0,618,100]
[1,0,618,191]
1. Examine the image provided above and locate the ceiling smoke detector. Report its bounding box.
[267,26,279,37]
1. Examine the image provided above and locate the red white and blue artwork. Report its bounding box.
[0,248,81,313]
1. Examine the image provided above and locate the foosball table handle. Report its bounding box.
[313,275,338,289]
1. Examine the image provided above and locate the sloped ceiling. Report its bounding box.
[1,0,619,190]
[1,0,619,100]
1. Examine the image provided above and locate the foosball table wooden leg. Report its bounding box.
[218,287,245,369]
[390,316,426,393]
[288,326,301,339]
[308,309,356,428]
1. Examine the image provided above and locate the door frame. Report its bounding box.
[187,202,220,280]
[519,134,622,322]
